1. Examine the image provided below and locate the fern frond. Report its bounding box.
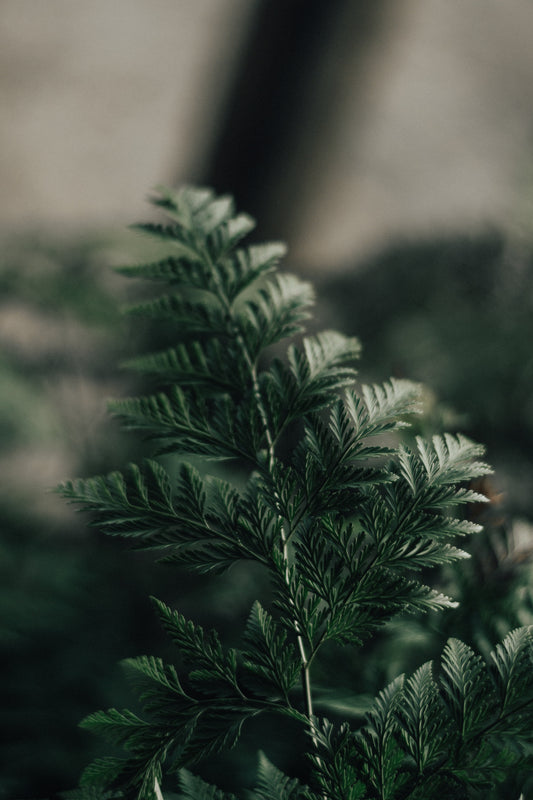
[123,337,248,395]
[358,676,409,799]
[350,377,423,435]
[107,387,260,461]
[490,626,533,720]
[59,461,269,572]
[264,331,361,427]
[79,626,286,797]
[133,186,249,260]
[121,655,189,719]
[176,768,238,800]
[117,238,282,302]
[241,601,301,699]
[348,629,533,796]
[415,433,492,489]
[249,751,305,800]
[125,293,227,334]
[62,185,521,799]
[396,661,448,774]
[308,719,366,800]
[150,185,229,227]
[355,435,491,583]
[151,597,241,696]
[216,242,288,303]
[116,253,207,288]
[237,273,314,354]
[80,708,155,751]
[291,517,460,655]
[78,757,128,792]
[59,460,174,533]
[440,638,494,740]
[131,222,202,264]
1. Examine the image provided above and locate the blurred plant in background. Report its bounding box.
[322,231,533,518]
[0,233,163,799]
[49,187,533,799]
[319,232,533,649]
[319,230,533,798]
[0,231,278,799]
[3,223,533,798]
[2,2,533,796]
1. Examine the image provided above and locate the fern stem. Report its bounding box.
[154,777,164,800]
[238,342,319,732]
[242,338,323,757]
[204,247,321,752]
[239,335,319,736]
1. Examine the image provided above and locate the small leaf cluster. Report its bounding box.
[59,187,533,799]
[310,627,533,799]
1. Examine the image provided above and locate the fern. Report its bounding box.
[58,186,533,799]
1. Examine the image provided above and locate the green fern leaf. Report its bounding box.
[309,719,366,800]
[80,708,154,750]
[151,597,241,696]
[491,626,533,715]
[216,242,288,303]
[237,273,314,354]
[176,768,238,800]
[123,339,248,395]
[358,676,408,800]
[353,378,423,436]
[440,638,494,740]
[248,751,304,800]
[125,293,227,334]
[396,661,448,774]
[241,602,301,699]
[61,785,123,799]
[130,222,202,264]
[264,331,361,429]
[60,461,271,571]
[121,655,188,717]
[61,185,518,799]
[415,433,492,488]
[107,388,254,460]
[116,254,206,289]
[78,757,128,791]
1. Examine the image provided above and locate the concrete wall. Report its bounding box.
[0,0,253,230]
[2,1,533,264]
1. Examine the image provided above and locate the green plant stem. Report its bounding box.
[200,242,323,769]
[239,332,318,731]
[154,777,164,800]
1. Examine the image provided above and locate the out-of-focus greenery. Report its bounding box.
[0,232,269,799]
[321,231,533,518]
[54,187,533,799]
[320,230,533,799]
[2,226,533,798]
[0,232,131,799]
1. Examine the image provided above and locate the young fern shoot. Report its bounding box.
[60,187,533,800]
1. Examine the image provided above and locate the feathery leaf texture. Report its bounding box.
[176,768,238,800]
[170,752,306,800]
[57,186,533,799]
[241,602,301,699]
[246,751,306,800]
[307,628,533,799]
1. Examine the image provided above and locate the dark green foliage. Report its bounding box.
[308,629,533,799]
[322,233,533,521]
[59,187,533,799]
[0,232,164,800]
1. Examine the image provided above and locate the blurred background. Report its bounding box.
[3,1,533,797]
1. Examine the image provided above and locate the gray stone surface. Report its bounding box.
[0,0,253,229]
[2,1,533,260]
[278,0,533,270]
